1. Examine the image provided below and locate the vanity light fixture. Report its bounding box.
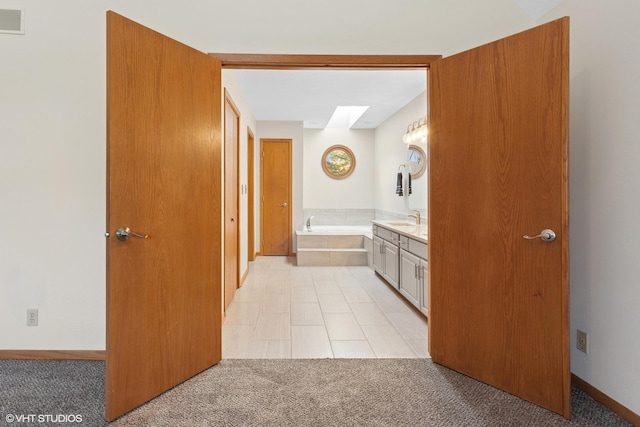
[402,118,428,145]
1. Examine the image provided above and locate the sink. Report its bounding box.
[385,222,416,226]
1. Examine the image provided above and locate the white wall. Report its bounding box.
[0,0,532,349]
[255,121,304,249]
[374,92,428,219]
[0,1,106,349]
[303,129,375,209]
[541,1,640,415]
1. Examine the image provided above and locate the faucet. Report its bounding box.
[408,210,421,225]
[306,216,315,232]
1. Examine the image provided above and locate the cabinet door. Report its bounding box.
[372,235,384,275]
[420,259,428,317]
[383,242,399,289]
[399,250,420,308]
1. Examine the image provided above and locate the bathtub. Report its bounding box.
[295,225,372,266]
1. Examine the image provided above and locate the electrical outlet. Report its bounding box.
[27,309,38,327]
[577,329,588,353]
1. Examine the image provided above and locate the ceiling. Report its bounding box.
[230,69,427,130]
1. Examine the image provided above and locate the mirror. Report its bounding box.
[407,145,426,179]
[321,145,356,180]
[407,144,427,217]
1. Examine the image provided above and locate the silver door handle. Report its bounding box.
[115,226,149,241]
[523,229,556,242]
[281,202,288,207]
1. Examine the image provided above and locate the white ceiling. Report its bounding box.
[230,69,427,129]
[228,0,562,130]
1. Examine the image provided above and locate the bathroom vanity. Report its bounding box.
[371,220,428,317]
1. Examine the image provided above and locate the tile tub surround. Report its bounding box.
[303,209,375,226]
[223,256,429,359]
[296,226,372,266]
[301,209,427,227]
[373,210,427,225]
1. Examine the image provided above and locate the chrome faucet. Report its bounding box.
[306,216,315,232]
[408,210,421,225]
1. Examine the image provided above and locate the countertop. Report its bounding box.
[371,220,428,244]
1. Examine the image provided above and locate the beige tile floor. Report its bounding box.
[223,256,430,359]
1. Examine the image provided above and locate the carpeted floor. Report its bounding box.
[0,359,631,426]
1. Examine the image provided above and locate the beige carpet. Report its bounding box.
[0,359,631,426]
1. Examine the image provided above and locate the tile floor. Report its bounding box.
[222,256,430,359]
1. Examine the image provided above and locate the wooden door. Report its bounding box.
[428,18,570,417]
[260,139,291,255]
[224,93,240,309]
[106,12,222,421]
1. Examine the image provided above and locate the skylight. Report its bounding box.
[325,106,370,129]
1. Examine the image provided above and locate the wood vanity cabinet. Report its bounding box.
[373,223,428,317]
[372,226,399,289]
[399,248,428,316]
[419,259,428,316]
[399,250,421,307]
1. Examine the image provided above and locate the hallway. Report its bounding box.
[223,256,429,359]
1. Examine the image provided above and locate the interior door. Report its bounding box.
[224,93,240,309]
[260,139,291,255]
[106,12,222,421]
[428,18,570,417]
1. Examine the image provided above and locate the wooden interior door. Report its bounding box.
[260,139,292,255]
[106,12,222,421]
[428,18,569,417]
[224,92,240,309]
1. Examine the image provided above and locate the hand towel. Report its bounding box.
[396,172,403,196]
[408,173,412,195]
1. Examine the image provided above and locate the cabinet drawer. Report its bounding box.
[408,238,427,259]
[376,226,399,244]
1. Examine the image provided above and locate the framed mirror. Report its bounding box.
[407,144,426,179]
[321,145,356,180]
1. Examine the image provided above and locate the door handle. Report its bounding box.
[281,202,288,207]
[115,226,149,241]
[523,229,556,242]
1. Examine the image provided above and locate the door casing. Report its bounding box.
[224,90,241,310]
[247,127,256,261]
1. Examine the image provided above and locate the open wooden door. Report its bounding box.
[428,18,570,417]
[106,12,222,421]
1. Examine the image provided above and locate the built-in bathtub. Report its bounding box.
[296,225,372,266]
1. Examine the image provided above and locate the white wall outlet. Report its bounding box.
[27,309,38,326]
[577,329,588,353]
